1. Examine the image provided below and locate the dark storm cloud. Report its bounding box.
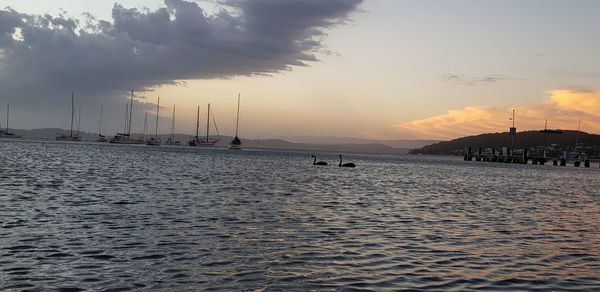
[0,0,362,107]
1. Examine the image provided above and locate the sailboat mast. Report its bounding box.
[206,103,210,142]
[124,103,129,134]
[196,106,200,139]
[70,92,75,137]
[6,104,9,132]
[143,112,148,140]
[170,105,175,142]
[77,108,81,136]
[99,105,103,136]
[155,97,160,139]
[235,94,240,137]
[128,90,134,136]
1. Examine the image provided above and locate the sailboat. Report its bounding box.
[142,112,148,140]
[56,93,81,141]
[96,105,107,142]
[189,103,221,146]
[229,94,242,150]
[146,97,161,146]
[0,104,21,139]
[110,90,144,144]
[76,108,81,139]
[165,104,180,145]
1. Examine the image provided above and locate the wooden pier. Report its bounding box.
[463,146,600,168]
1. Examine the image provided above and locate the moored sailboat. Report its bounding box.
[146,97,161,146]
[189,103,220,147]
[229,94,241,150]
[96,105,107,142]
[56,93,81,141]
[110,90,144,144]
[0,104,21,139]
[165,104,180,145]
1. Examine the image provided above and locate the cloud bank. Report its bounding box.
[0,0,362,107]
[397,90,600,140]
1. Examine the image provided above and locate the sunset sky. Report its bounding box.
[1,0,599,140]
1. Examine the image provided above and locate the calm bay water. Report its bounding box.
[1,140,600,291]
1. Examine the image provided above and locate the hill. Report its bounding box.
[281,136,439,149]
[240,139,408,155]
[409,130,600,155]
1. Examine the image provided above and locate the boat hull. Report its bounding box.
[229,136,241,150]
[189,140,218,147]
[228,144,242,150]
[110,133,144,144]
[0,133,21,139]
[109,139,145,144]
[56,135,81,141]
[146,139,161,146]
[165,139,180,146]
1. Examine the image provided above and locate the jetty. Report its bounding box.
[463,146,600,168]
[461,112,600,168]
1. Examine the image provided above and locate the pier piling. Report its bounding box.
[464,147,473,161]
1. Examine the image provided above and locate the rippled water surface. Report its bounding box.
[1,140,600,291]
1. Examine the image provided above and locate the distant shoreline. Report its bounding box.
[1,133,414,156]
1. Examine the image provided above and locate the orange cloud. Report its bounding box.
[397,90,600,140]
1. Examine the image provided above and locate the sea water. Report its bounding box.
[1,140,599,291]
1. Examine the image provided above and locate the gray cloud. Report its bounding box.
[441,73,514,86]
[544,68,600,79]
[0,0,362,130]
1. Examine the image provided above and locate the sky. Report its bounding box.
[0,0,599,140]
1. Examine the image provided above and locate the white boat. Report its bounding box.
[146,97,161,146]
[56,93,81,141]
[189,103,220,147]
[110,134,144,144]
[229,94,242,150]
[110,90,144,144]
[146,137,161,146]
[0,104,21,139]
[166,139,180,145]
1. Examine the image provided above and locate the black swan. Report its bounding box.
[338,155,356,168]
[312,155,328,166]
